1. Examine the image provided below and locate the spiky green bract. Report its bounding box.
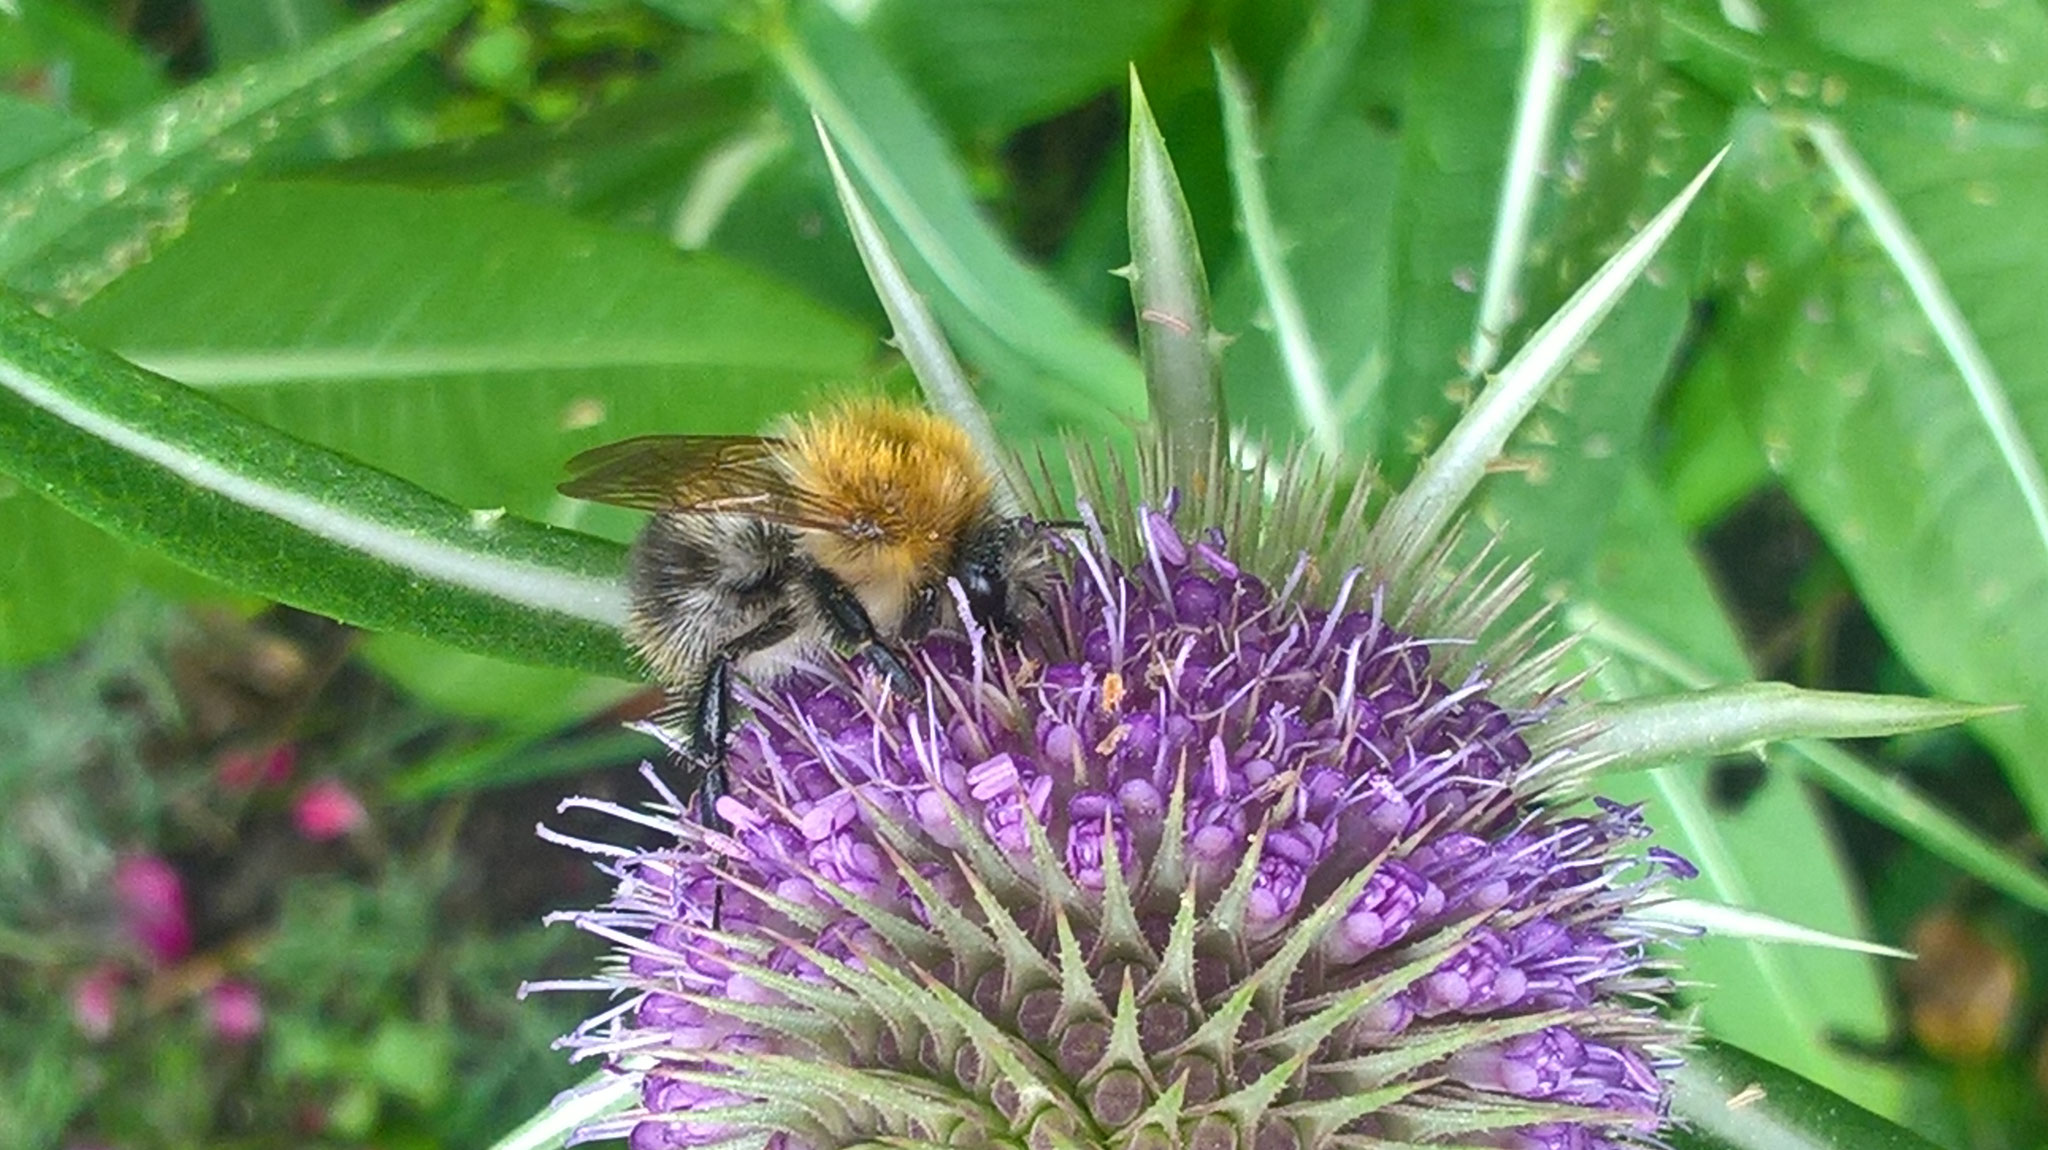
[536,489,1689,1150]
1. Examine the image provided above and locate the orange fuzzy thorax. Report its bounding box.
[777,399,995,586]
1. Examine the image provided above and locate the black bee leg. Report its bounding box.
[681,611,801,828]
[684,654,734,834]
[803,566,922,700]
[677,613,801,933]
[860,643,919,699]
[677,654,733,932]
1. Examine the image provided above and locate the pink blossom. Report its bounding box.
[112,853,191,966]
[206,980,265,1043]
[293,779,368,841]
[70,963,123,1040]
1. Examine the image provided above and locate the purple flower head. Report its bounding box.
[538,504,1686,1149]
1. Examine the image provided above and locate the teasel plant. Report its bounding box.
[500,67,1995,1150]
[0,7,2021,1150]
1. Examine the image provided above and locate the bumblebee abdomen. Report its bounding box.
[625,513,810,688]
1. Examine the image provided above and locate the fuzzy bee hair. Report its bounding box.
[566,397,1046,710]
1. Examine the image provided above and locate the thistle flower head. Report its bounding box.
[538,493,1690,1150]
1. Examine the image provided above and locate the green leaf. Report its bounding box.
[198,0,405,164]
[1658,344,1773,530]
[333,55,761,224]
[1661,0,2048,122]
[1580,473,1907,1118]
[763,1,1145,438]
[1695,0,2048,120]
[367,1017,452,1106]
[1565,682,2002,771]
[0,291,633,675]
[1463,5,1733,585]
[0,0,466,309]
[200,0,349,68]
[1126,68,1223,469]
[1362,0,1733,598]
[388,725,652,802]
[1786,739,2048,918]
[1463,0,1595,378]
[361,632,636,727]
[1381,0,1525,467]
[31,179,877,666]
[1574,602,2048,919]
[0,93,87,177]
[0,0,169,120]
[1669,1039,1943,1150]
[1368,147,1725,591]
[0,488,216,663]
[1716,106,2048,831]
[1381,0,1721,585]
[870,0,1191,136]
[1215,48,1344,459]
[1209,0,1395,452]
[68,182,875,513]
[810,116,1010,496]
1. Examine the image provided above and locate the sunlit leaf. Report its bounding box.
[1369,148,1725,592]
[1126,67,1223,470]
[1579,473,1907,1117]
[1563,682,2001,772]
[0,0,465,309]
[0,292,632,674]
[1716,107,2048,832]
[763,1,1145,438]
[1669,1040,1942,1150]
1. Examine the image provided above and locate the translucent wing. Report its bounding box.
[557,435,790,513]
[558,435,851,532]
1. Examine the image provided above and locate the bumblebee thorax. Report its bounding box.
[779,398,996,577]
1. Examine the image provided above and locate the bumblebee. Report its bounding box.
[559,398,1044,827]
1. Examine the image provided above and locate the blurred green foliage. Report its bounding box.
[3,0,2048,1146]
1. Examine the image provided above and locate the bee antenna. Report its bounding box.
[1032,517,1086,531]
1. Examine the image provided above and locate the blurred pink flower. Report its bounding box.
[293,779,368,841]
[217,743,297,791]
[206,980,265,1043]
[70,963,123,1040]
[112,853,191,966]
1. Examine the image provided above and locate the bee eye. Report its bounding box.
[963,568,1013,634]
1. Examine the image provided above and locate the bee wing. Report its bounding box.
[557,435,789,513]
[559,435,848,530]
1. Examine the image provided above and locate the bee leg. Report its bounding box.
[861,644,919,699]
[681,614,802,934]
[684,655,734,834]
[802,566,921,700]
[682,611,801,828]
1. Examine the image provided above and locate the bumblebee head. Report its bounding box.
[946,515,1051,638]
